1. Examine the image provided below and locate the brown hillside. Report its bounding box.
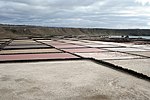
[0,24,150,39]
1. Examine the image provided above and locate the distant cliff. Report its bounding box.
[0,24,150,38]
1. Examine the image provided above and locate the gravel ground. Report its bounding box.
[0,60,150,100]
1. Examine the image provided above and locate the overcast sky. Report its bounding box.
[0,0,150,29]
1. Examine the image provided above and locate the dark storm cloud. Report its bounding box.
[0,0,150,28]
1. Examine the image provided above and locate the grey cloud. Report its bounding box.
[0,0,149,29]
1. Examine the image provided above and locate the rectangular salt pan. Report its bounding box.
[84,44,119,48]
[12,40,36,43]
[13,40,34,42]
[59,41,86,44]
[0,39,11,42]
[131,45,150,50]
[75,52,142,60]
[0,42,6,44]
[0,48,62,54]
[127,51,150,57]
[37,40,52,42]
[42,41,69,45]
[9,42,42,45]
[104,47,148,52]
[62,48,107,53]
[53,44,85,49]
[0,53,79,61]
[4,45,50,50]
[104,59,150,77]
